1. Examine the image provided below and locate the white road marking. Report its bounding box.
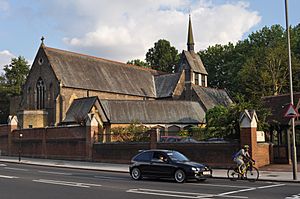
[33,179,102,188]
[257,184,285,189]
[127,188,247,199]
[218,188,256,196]
[94,175,125,180]
[4,167,28,171]
[0,164,7,167]
[190,183,251,189]
[0,175,19,179]
[127,188,213,199]
[38,170,72,175]
[285,193,300,199]
[218,183,285,197]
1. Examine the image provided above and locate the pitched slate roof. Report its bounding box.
[192,85,233,111]
[100,100,206,124]
[182,50,208,75]
[43,46,162,98]
[154,73,181,98]
[62,97,108,124]
[263,93,300,125]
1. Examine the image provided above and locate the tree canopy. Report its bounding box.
[145,39,179,73]
[0,56,30,123]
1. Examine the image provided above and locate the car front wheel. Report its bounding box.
[174,169,186,183]
[131,167,142,180]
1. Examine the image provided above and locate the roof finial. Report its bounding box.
[41,36,45,45]
[187,14,195,52]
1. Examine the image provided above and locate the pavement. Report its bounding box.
[0,155,299,183]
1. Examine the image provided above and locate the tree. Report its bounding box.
[127,59,150,68]
[3,56,30,96]
[238,25,300,99]
[146,39,179,73]
[204,96,270,140]
[0,56,30,123]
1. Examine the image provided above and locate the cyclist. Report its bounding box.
[233,145,251,173]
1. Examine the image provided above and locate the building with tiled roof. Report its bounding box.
[13,16,232,135]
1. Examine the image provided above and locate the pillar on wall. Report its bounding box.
[7,115,18,155]
[86,114,99,161]
[239,110,258,161]
[149,129,157,149]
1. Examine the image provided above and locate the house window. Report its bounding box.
[194,73,199,85]
[36,78,45,109]
[201,74,206,87]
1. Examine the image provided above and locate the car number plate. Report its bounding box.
[203,171,210,175]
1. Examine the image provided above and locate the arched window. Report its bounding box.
[36,78,45,109]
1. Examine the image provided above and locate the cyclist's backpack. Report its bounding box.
[231,152,238,160]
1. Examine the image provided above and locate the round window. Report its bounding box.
[38,58,44,65]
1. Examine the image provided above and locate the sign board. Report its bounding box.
[284,103,299,118]
[257,131,265,142]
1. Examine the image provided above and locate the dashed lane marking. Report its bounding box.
[33,179,102,188]
[38,170,72,175]
[4,167,28,171]
[0,164,7,167]
[0,175,19,179]
[94,175,126,180]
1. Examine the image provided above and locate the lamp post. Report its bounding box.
[18,133,23,162]
[285,0,298,180]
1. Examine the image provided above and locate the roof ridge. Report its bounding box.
[43,45,160,74]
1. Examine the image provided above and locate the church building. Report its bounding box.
[12,16,232,135]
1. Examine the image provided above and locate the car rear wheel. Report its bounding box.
[131,167,142,180]
[174,169,186,183]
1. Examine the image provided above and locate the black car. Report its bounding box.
[129,149,212,183]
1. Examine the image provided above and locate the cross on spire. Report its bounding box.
[41,36,45,45]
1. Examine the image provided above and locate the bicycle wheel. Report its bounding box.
[227,167,239,181]
[246,166,259,182]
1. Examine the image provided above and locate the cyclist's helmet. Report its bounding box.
[243,145,249,150]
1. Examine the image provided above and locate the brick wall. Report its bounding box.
[10,126,87,160]
[256,143,271,167]
[0,125,9,155]
[93,142,240,168]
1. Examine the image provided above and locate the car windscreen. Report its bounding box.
[167,151,189,162]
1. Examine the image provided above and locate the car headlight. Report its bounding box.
[192,167,200,171]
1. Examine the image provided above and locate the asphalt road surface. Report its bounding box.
[0,162,299,199]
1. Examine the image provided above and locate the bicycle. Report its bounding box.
[227,159,259,182]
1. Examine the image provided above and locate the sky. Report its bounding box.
[0,0,299,74]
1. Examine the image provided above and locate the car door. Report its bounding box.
[133,151,153,176]
[149,152,174,178]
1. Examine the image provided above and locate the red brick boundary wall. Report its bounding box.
[93,142,240,168]
[0,125,9,155]
[10,126,87,160]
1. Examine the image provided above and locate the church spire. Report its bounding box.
[187,14,195,51]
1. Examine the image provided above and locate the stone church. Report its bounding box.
[12,17,232,135]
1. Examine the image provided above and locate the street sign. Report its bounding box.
[284,103,299,118]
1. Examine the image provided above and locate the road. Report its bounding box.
[0,162,299,199]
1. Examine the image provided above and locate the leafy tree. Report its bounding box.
[3,56,30,96]
[146,39,179,73]
[203,96,270,140]
[0,56,30,123]
[127,59,150,68]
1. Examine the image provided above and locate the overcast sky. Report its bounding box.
[0,0,299,74]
